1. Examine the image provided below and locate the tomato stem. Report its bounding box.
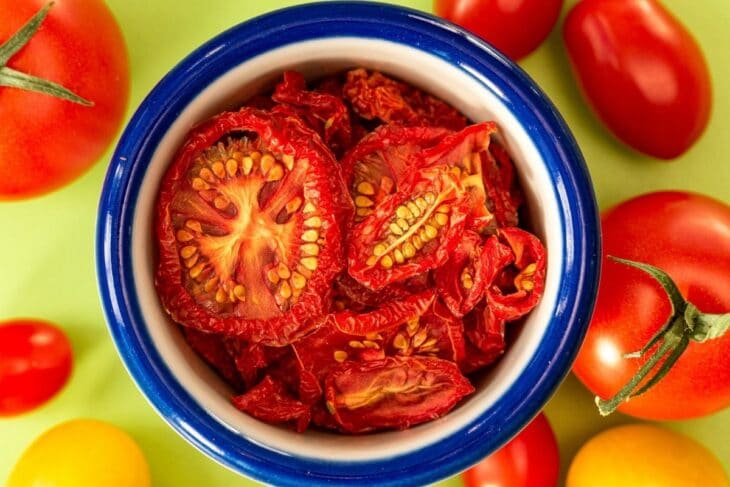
[0,2,93,106]
[595,257,730,416]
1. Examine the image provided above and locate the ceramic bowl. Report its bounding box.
[97,3,600,486]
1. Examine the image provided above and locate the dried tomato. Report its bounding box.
[487,228,547,321]
[232,375,311,432]
[434,231,488,317]
[347,166,470,290]
[323,356,474,433]
[156,68,548,434]
[343,68,466,130]
[155,108,349,346]
[272,71,353,155]
[181,328,244,392]
[341,124,451,221]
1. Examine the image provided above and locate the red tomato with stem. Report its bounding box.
[0,0,130,199]
[563,0,712,159]
[462,413,559,487]
[434,0,564,60]
[574,192,730,419]
[0,319,73,416]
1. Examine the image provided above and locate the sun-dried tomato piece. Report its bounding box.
[343,68,466,131]
[461,305,507,373]
[487,228,547,321]
[434,230,488,317]
[272,71,353,155]
[341,124,452,221]
[331,289,436,335]
[232,375,311,432]
[181,328,244,392]
[347,166,470,290]
[333,272,431,312]
[387,299,466,363]
[155,108,350,346]
[324,356,474,433]
[482,140,522,227]
[223,339,291,388]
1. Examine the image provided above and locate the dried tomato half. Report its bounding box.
[181,328,244,392]
[341,124,451,222]
[487,227,547,321]
[323,356,474,433]
[434,230,488,317]
[155,108,349,346]
[232,375,311,432]
[333,272,431,312]
[343,68,466,131]
[462,305,507,373]
[272,71,353,155]
[347,166,471,290]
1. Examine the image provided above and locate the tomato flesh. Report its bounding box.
[156,108,349,345]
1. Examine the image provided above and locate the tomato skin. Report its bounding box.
[434,0,564,60]
[0,0,130,199]
[462,413,559,487]
[0,319,73,416]
[574,192,730,419]
[563,0,712,159]
[567,424,729,487]
[7,419,151,487]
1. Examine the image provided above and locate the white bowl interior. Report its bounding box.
[131,38,563,462]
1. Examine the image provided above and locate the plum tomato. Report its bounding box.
[7,419,150,487]
[567,424,729,487]
[434,0,564,61]
[564,0,712,159]
[574,192,730,419]
[155,108,350,346]
[462,413,559,487]
[0,319,73,416]
[0,0,130,199]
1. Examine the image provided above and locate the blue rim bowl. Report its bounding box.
[97,2,600,486]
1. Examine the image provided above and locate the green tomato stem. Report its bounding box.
[0,2,93,106]
[595,257,730,416]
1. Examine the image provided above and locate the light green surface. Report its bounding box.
[0,0,728,485]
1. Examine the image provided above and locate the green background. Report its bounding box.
[1,0,728,485]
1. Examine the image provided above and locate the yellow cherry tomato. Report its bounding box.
[567,424,729,487]
[8,419,151,487]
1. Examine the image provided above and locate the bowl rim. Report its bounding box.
[96,2,600,486]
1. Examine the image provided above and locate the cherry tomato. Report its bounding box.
[0,319,73,416]
[567,424,729,487]
[434,0,564,60]
[564,0,712,159]
[574,192,730,419]
[462,413,559,487]
[0,0,130,199]
[7,419,150,487]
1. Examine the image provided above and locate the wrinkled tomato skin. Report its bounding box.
[563,0,712,159]
[462,413,559,487]
[0,0,130,199]
[574,192,730,419]
[0,319,73,416]
[434,0,563,61]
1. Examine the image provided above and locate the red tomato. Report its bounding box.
[0,0,130,199]
[462,413,559,487]
[574,192,730,419]
[563,0,712,159]
[433,0,564,60]
[0,319,73,416]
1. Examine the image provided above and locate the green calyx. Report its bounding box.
[0,2,93,106]
[595,257,730,416]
